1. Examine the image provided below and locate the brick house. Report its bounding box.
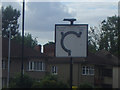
[43,42,120,88]
[2,38,120,88]
[2,38,47,87]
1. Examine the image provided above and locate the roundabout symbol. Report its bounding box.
[60,31,82,56]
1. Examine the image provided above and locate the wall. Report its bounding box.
[43,44,55,56]
[46,62,70,84]
[113,67,120,88]
[24,58,46,80]
[104,77,112,85]
[94,65,113,88]
[79,64,94,86]
[2,58,47,87]
[46,61,95,87]
[34,45,41,53]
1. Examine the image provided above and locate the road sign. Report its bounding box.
[55,24,88,57]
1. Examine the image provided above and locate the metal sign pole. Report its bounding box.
[0,40,1,89]
[63,19,76,89]
[21,0,25,78]
[70,57,73,89]
[7,26,11,88]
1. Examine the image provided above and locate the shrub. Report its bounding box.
[9,73,34,88]
[79,83,93,89]
[32,74,69,88]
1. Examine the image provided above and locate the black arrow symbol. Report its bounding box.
[61,31,82,56]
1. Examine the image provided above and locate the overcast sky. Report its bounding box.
[2,0,118,46]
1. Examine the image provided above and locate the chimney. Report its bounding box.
[43,42,55,56]
[34,45,41,53]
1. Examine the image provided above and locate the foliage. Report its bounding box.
[98,15,119,56]
[31,81,41,88]
[79,83,93,89]
[13,33,38,48]
[2,5,38,48]
[88,15,119,56]
[2,5,20,38]
[24,33,38,48]
[1,86,7,90]
[88,26,99,53]
[44,41,55,46]
[9,73,34,88]
[32,74,69,88]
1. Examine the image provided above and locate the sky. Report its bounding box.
[1,0,119,47]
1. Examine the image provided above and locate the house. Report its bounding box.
[2,38,120,88]
[46,52,119,88]
[95,50,120,88]
[43,43,120,88]
[2,38,47,87]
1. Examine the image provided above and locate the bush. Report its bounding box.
[32,74,69,88]
[10,73,34,88]
[79,83,93,89]
[31,81,41,88]
[1,86,7,90]
[9,73,69,88]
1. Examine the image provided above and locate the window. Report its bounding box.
[2,60,6,69]
[89,67,94,75]
[102,69,112,77]
[28,61,45,71]
[82,66,94,75]
[82,66,86,75]
[34,61,37,70]
[51,66,57,75]
[29,61,34,70]
[86,66,89,75]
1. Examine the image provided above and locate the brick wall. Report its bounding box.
[43,43,55,56]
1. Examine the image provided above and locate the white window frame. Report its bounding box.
[39,61,42,71]
[82,66,94,75]
[34,61,37,71]
[51,66,58,75]
[32,61,34,70]
[82,66,86,75]
[86,66,89,75]
[28,61,45,71]
[28,61,33,71]
[89,67,94,75]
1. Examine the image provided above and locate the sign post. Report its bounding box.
[0,4,2,89]
[55,19,88,89]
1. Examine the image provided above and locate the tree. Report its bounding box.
[2,5,38,48]
[98,15,119,56]
[13,33,38,48]
[24,33,38,48]
[2,5,20,38]
[44,42,55,45]
[88,27,99,53]
[88,15,119,56]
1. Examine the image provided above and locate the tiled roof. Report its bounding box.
[95,49,119,66]
[48,51,119,66]
[2,37,119,66]
[2,38,47,58]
